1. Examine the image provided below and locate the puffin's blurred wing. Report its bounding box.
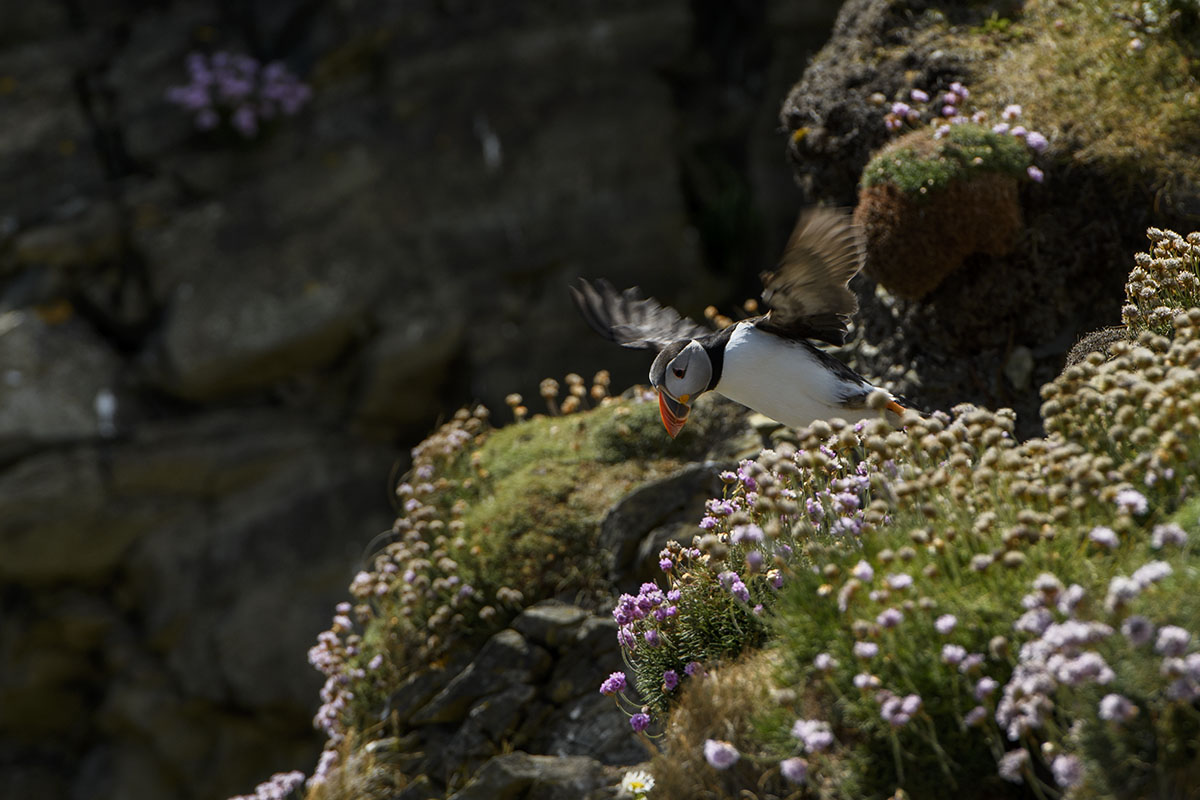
[755,207,864,346]
[570,278,710,351]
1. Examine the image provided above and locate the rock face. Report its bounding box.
[780,0,1196,436]
[0,1,843,799]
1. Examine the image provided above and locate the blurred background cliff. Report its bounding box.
[0,2,847,798]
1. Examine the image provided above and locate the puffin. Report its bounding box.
[570,207,907,437]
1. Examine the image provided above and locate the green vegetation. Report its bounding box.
[954,0,1200,195]
[302,379,754,792]
[862,124,1031,197]
[615,232,1200,798]
[1122,227,1200,337]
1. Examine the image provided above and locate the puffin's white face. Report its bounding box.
[654,340,712,438]
[663,341,711,400]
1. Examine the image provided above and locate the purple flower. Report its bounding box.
[935,614,958,634]
[950,81,969,99]
[851,560,874,582]
[1098,693,1137,722]
[1051,754,1082,788]
[831,516,862,537]
[1015,608,1053,636]
[1002,104,1022,121]
[703,739,740,769]
[975,677,999,699]
[617,626,636,649]
[964,705,988,726]
[992,122,1011,135]
[876,608,904,628]
[1155,626,1191,656]
[886,573,913,590]
[813,652,837,672]
[235,771,306,800]
[791,718,834,753]
[942,644,967,666]
[998,749,1029,783]
[630,713,651,732]
[730,580,750,603]
[1116,488,1149,515]
[663,669,679,691]
[880,694,910,726]
[699,515,718,530]
[1089,526,1119,549]
[736,462,758,491]
[1152,523,1187,549]
[891,101,912,117]
[1122,615,1155,646]
[1025,131,1049,152]
[1106,575,1141,611]
[600,671,627,695]
[731,523,764,544]
[165,84,211,111]
[942,104,958,117]
[780,757,808,784]
[1027,165,1045,183]
[1132,560,1172,588]
[643,629,660,647]
[832,492,860,513]
[853,641,879,659]
[910,88,930,103]
[1055,652,1115,686]
[805,497,825,521]
[1010,125,1028,138]
[659,557,673,572]
[853,672,880,690]
[1058,584,1086,616]
[613,594,642,625]
[653,605,677,621]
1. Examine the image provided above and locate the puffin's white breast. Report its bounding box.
[713,323,876,429]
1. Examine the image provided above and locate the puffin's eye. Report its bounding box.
[672,367,685,379]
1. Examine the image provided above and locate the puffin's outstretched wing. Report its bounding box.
[570,278,710,351]
[755,207,864,346]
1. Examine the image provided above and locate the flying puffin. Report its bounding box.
[570,207,907,437]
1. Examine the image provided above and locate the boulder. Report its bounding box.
[0,313,121,459]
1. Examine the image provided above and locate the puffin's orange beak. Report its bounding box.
[658,390,690,438]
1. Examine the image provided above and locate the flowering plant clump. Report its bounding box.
[632,228,1200,798]
[1121,227,1200,337]
[607,443,883,717]
[284,371,707,792]
[864,82,1050,193]
[165,51,311,138]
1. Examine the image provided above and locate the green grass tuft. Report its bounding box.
[862,124,1031,197]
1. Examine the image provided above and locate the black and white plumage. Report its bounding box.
[569,207,906,437]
